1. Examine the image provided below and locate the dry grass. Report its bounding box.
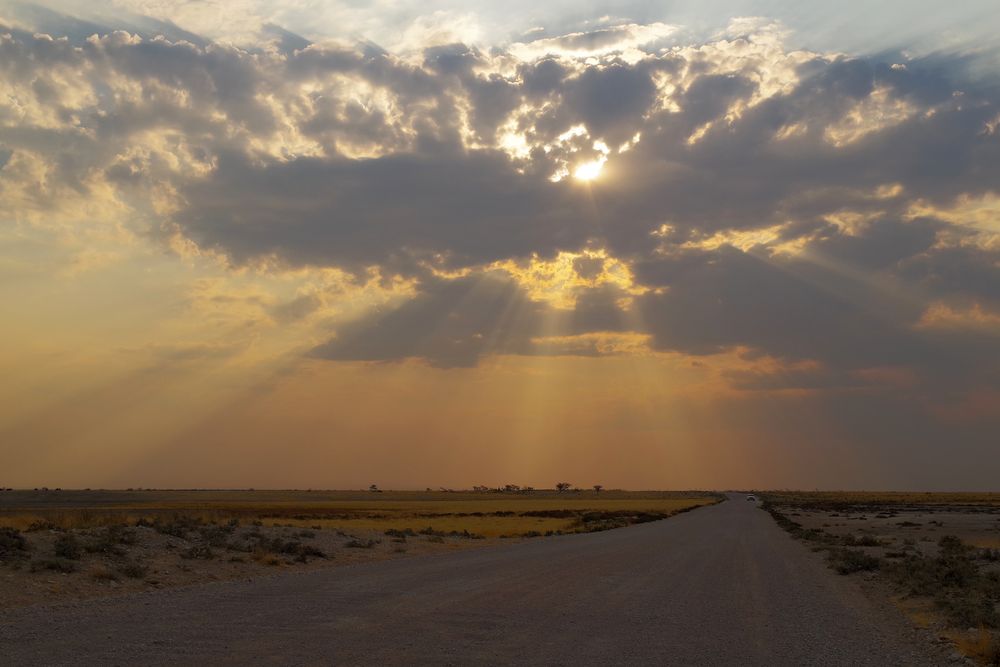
[283,515,573,537]
[87,564,119,582]
[970,537,1000,550]
[894,595,938,629]
[0,490,719,536]
[947,628,1000,666]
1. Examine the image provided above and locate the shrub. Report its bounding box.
[53,534,82,560]
[293,545,327,563]
[25,520,57,532]
[883,536,1000,629]
[153,515,205,539]
[345,539,379,549]
[447,529,485,540]
[254,553,283,566]
[828,548,880,575]
[181,544,215,560]
[842,534,882,547]
[198,525,234,548]
[0,527,29,560]
[384,528,417,539]
[116,560,148,579]
[244,535,326,561]
[936,592,998,628]
[84,525,135,555]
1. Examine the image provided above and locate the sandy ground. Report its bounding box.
[785,504,1000,556]
[0,522,505,610]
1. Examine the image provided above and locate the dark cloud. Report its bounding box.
[1,13,998,396]
[261,23,311,54]
[721,366,870,392]
[898,244,1000,307]
[311,277,643,367]
[567,285,631,334]
[803,217,941,271]
[269,294,323,324]
[311,273,545,368]
[177,149,594,272]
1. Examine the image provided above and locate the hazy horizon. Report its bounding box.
[2,1,998,491]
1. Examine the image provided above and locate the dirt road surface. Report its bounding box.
[1,494,951,666]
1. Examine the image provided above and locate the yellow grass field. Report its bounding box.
[0,489,720,537]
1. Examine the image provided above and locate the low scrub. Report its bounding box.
[248,535,326,561]
[345,538,380,549]
[181,544,215,560]
[53,534,82,560]
[116,560,149,579]
[384,528,417,539]
[828,548,881,575]
[842,533,882,547]
[883,536,1000,629]
[197,524,236,548]
[84,525,136,555]
[148,515,206,539]
[1,527,29,561]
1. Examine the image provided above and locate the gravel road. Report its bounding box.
[1,494,951,666]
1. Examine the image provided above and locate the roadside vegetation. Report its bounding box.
[763,492,1000,665]
[0,487,720,610]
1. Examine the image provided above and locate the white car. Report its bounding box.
[746,494,757,502]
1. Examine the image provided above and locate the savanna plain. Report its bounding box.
[5,488,1000,664]
[0,487,716,609]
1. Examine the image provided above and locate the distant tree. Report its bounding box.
[369,484,380,493]
[503,484,521,493]
[593,485,603,494]
[523,486,534,494]
[555,482,572,493]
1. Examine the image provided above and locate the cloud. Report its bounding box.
[508,22,678,60]
[0,8,997,400]
[311,273,544,368]
[175,148,594,273]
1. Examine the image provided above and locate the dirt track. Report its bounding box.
[1,494,953,665]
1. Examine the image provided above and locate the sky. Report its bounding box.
[1,1,999,491]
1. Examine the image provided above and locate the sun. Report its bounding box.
[573,156,606,181]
